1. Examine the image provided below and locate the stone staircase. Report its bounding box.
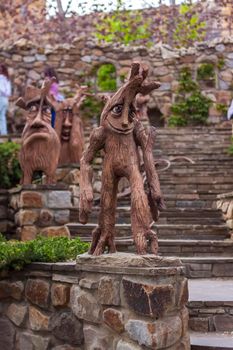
[68,125,233,349]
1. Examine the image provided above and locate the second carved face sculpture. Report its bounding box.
[55,87,87,166]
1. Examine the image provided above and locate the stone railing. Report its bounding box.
[0,253,190,350]
[217,191,233,231]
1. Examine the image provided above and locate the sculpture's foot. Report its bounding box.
[147,229,158,255]
[89,226,101,254]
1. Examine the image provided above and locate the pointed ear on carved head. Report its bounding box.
[15,97,27,110]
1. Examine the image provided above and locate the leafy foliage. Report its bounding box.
[0,236,89,271]
[216,103,228,115]
[97,64,117,92]
[169,67,212,127]
[0,142,21,189]
[172,2,206,48]
[197,63,215,80]
[80,95,104,120]
[95,0,152,46]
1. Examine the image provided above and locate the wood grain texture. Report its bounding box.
[79,62,164,256]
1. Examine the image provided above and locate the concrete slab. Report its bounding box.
[191,332,233,349]
[189,278,233,302]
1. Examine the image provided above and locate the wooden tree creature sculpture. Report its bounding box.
[79,62,165,256]
[55,86,87,166]
[16,78,61,185]
[135,93,150,122]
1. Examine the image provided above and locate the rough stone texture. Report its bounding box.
[29,305,50,331]
[10,281,24,300]
[54,210,70,224]
[83,324,113,350]
[116,340,141,350]
[50,311,84,345]
[41,225,70,238]
[103,308,124,333]
[217,193,233,230]
[189,317,209,332]
[51,283,70,306]
[21,225,37,241]
[47,191,72,209]
[123,278,174,318]
[18,332,50,350]
[79,278,99,290]
[98,276,121,306]
[16,210,39,225]
[25,279,50,309]
[70,285,102,323]
[20,191,44,208]
[6,303,27,326]
[176,279,189,307]
[0,254,188,350]
[76,253,182,269]
[0,317,16,350]
[126,316,182,349]
[213,314,233,332]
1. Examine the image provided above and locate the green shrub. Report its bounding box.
[80,95,104,121]
[0,142,21,189]
[216,103,228,115]
[97,64,117,92]
[94,0,152,46]
[217,58,225,70]
[197,63,215,81]
[169,67,212,127]
[0,236,89,271]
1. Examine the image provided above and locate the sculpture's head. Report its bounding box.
[100,62,160,134]
[16,78,57,145]
[55,86,88,142]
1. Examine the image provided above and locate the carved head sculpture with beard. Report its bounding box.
[54,85,87,166]
[16,78,61,185]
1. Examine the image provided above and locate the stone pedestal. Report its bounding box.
[9,184,78,240]
[75,253,190,350]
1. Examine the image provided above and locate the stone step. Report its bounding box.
[190,332,233,349]
[67,223,230,240]
[188,278,233,334]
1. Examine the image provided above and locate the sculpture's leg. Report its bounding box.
[45,172,56,184]
[146,228,158,255]
[92,171,118,256]
[21,170,33,185]
[130,168,156,255]
[89,226,101,254]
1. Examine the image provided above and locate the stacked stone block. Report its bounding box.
[0,253,190,350]
[9,184,79,240]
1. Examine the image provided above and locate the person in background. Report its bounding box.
[227,99,233,121]
[0,64,11,135]
[44,66,64,128]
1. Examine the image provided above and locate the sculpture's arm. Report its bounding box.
[134,120,165,214]
[79,126,106,224]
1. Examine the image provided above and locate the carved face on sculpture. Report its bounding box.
[58,98,80,142]
[100,63,160,134]
[16,80,57,145]
[15,78,61,185]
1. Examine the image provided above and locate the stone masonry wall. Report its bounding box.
[0,253,190,350]
[217,191,233,232]
[9,184,79,240]
[2,37,233,132]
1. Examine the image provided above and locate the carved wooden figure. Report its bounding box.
[79,62,165,256]
[135,93,150,121]
[16,78,60,185]
[55,86,87,166]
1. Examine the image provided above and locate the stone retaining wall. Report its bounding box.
[0,253,190,350]
[189,300,233,333]
[217,191,233,231]
[0,190,11,235]
[9,184,79,240]
[2,37,233,132]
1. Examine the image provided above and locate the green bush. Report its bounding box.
[0,142,21,189]
[80,95,104,121]
[97,64,117,92]
[169,67,212,127]
[197,63,215,81]
[95,0,152,46]
[0,235,89,271]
